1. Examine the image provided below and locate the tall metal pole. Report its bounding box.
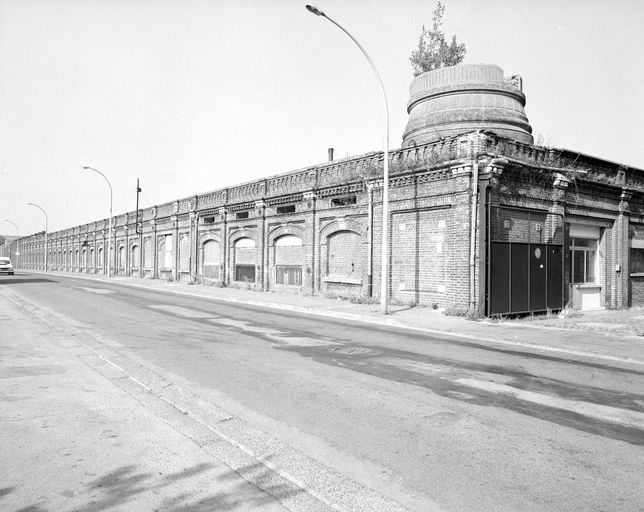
[25,203,48,271]
[82,166,113,278]
[305,4,390,313]
[136,179,142,234]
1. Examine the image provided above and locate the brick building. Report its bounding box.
[4,64,643,315]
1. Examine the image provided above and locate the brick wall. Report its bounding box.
[14,131,642,315]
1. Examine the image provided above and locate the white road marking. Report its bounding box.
[456,377,644,430]
[149,304,214,318]
[76,286,114,295]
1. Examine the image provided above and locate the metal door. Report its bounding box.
[488,207,563,315]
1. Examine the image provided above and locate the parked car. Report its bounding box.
[0,257,14,275]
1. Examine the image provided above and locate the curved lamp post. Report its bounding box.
[4,219,20,237]
[25,202,48,271]
[305,4,390,314]
[82,166,113,278]
[3,219,20,258]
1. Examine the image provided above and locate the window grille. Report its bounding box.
[331,196,357,207]
[276,265,302,286]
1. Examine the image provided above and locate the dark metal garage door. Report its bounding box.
[488,206,564,315]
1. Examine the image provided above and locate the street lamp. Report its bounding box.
[3,219,20,257]
[305,4,390,314]
[3,219,19,237]
[25,202,48,271]
[82,166,113,278]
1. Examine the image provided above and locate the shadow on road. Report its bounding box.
[8,459,301,512]
[0,277,56,285]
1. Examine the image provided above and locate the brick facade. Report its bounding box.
[5,59,644,315]
[5,130,644,314]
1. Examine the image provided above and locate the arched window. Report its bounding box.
[202,240,220,279]
[143,238,152,269]
[118,246,125,269]
[179,234,190,272]
[274,235,303,286]
[234,237,255,282]
[97,247,104,269]
[130,245,140,269]
[158,234,173,270]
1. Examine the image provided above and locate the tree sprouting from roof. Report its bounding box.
[410,1,466,76]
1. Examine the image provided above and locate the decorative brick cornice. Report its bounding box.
[450,164,472,177]
[266,194,303,206]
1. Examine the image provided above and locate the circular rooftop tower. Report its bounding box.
[402,64,533,147]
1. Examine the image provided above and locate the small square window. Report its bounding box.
[277,205,296,214]
[236,211,249,219]
[331,196,357,207]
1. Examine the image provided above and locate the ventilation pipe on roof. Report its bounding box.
[328,148,334,162]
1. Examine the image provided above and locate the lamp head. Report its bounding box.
[305,4,325,16]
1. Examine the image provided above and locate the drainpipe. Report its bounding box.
[367,183,374,297]
[191,211,200,283]
[469,138,481,312]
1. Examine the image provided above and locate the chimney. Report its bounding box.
[328,148,334,162]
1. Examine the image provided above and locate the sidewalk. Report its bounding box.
[20,270,644,365]
[0,290,296,512]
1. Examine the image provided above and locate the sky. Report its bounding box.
[1,0,643,235]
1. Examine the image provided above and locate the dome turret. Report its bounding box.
[402,64,533,147]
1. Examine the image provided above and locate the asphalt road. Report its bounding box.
[2,272,643,512]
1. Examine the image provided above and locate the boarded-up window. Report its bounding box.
[179,234,190,272]
[118,246,125,269]
[143,238,152,269]
[202,240,220,279]
[275,235,302,285]
[234,237,255,282]
[158,234,173,269]
[327,231,364,277]
[130,245,140,269]
[391,211,448,301]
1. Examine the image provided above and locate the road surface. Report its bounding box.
[1,272,642,511]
